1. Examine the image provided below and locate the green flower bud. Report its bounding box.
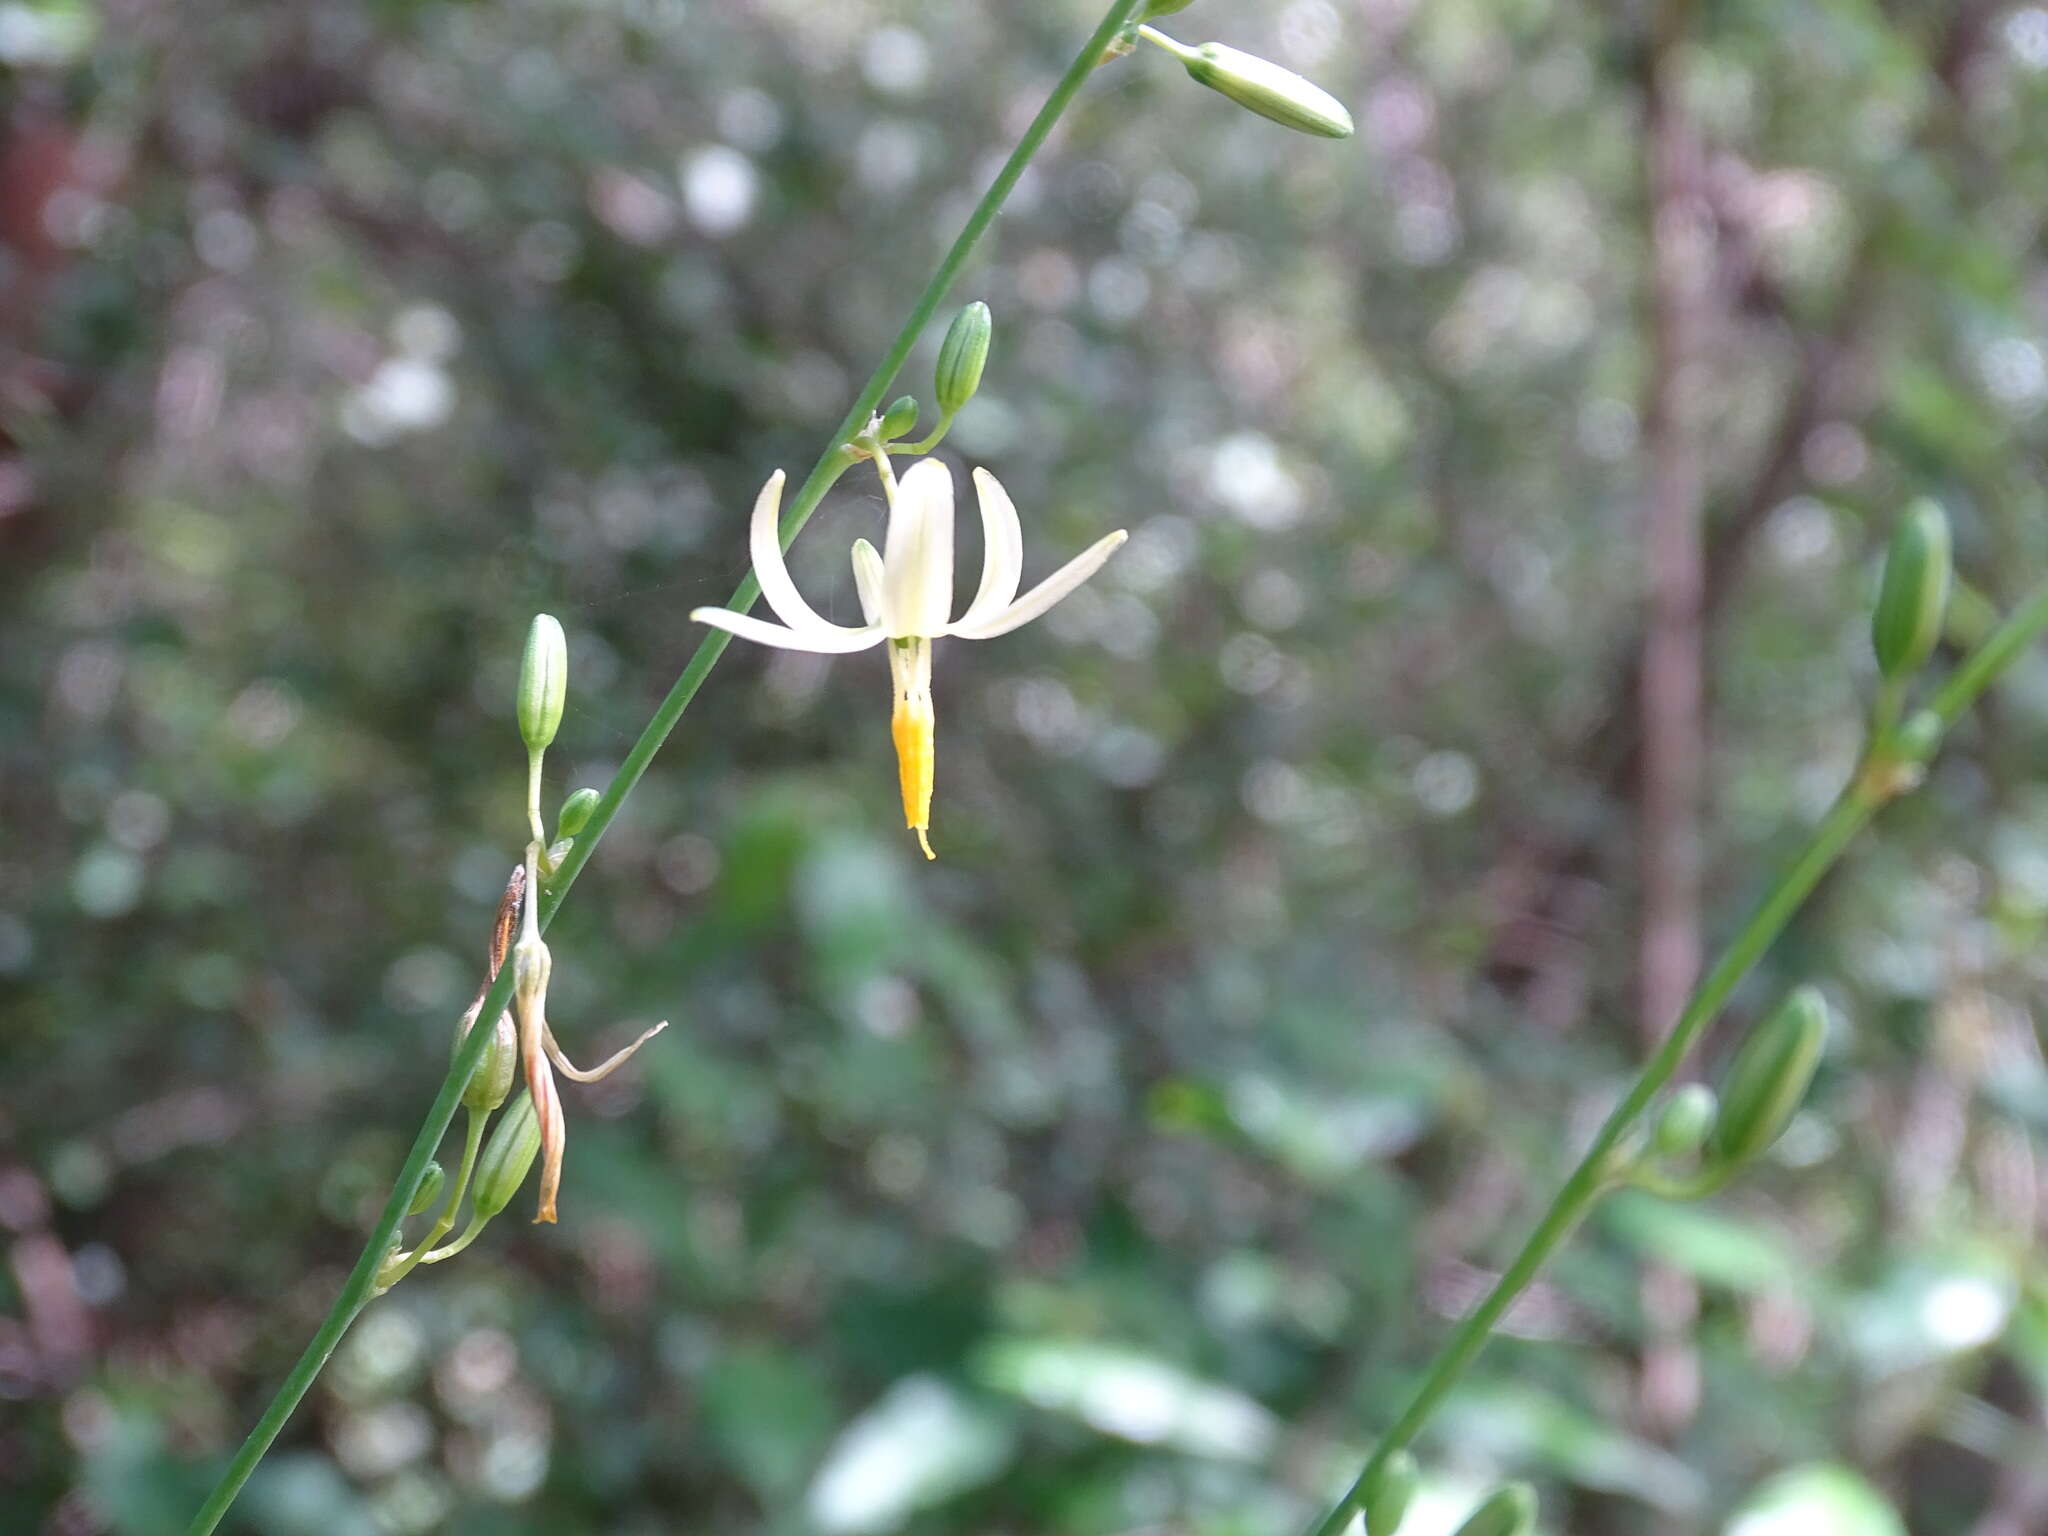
[879,395,921,440]
[1871,500,1952,682]
[407,1160,446,1216]
[472,1091,541,1220]
[1177,42,1354,139]
[1652,1084,1718,1161]
[1892,709,1944,768]
[455,1004,517,1114]
[1364,1449,1419,1536]
[518,613,568,754]
[556,787,601,840]
[1708,987,1829,1169]
[1452,1483,1537,1536]
[934,302,993,415]
[1144,0,1196,14]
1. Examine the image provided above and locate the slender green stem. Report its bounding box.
[1305,583,2048,1536]
[898,408,956,456]
[525,749,546,848]
[418,1213,490,1265]
[185,7,1144,1531]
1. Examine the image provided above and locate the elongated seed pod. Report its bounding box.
[518,613,568,753]
[1179,43,1354,139]
[472,1092,541,1219]
[1708,987,1829,1169]
[1871,501,1952,682]
[1364,1449,1419,1536]
[934,303,992,414]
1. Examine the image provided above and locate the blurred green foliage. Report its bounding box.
[6,1,2048,1533]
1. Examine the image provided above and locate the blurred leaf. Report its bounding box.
[1601,1193,1805,1294]
[1725,1463,1906,1536]
[805,1377,1015,1536]
[975,1336,1278,1461]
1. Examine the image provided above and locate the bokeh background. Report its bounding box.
[8,0,2048,1531]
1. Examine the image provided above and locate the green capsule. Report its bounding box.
[472,1091,541,1219]
[518,613,568,754]
[1452,1483,1537,1536]
[1178,42,1354,139]
[556,787,601,840]
[455,1004,517,1114]
[407,1160,446,1216]
[1652,1084,1718,1161]
[879,395,921,440]
[934,302,993,415]
[1364,1449,1419,1536]
[1708,987,1829,1169]
[1871,500,1952,682]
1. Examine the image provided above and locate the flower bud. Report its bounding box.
[556,786,601,839]
[1364,1449,1419,1536]
[1178,42,1354,139]
[1892,709,1944,768]
[1144,0,1196,13]
[1871,500,1952,682]
[472,1091,541,1219]
[455,1002,518,1113]
[407,1160,446,1216]
[934,302,993,414]
[879,395,920,439]
[518,613,568,754]
[1452,1483,1537,1536]
[1652,1084,1718,1161]
[1708,987,1828,1169]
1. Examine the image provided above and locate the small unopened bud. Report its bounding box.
[1177,41,1354,139]
[472,1091,542,1219]
[518,613,568,753]
[455,1002,517,1113]
[934,302,993,414]
[1452,1483,1537,1536]
[1708,987,1829,1169]
[1871,500,1952,683]
[1143,0,1195,14]
[407,1161,446,1216]
[879,395,920,439]
[1652,1084,1718,1161]
[1364,1449,1419,1536]
[556,787,600,840]
[1892,709,1944,768]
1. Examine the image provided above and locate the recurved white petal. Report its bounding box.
[691,606,883,653]
[882,458,955,637]
[851,539,885,626]
[947,529,1128,641]
[953,467,1023,633]
[748,469,873,643]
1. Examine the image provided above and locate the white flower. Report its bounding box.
[692,458,1127,857]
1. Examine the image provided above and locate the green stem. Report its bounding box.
[185,6,1145,1531]
[1305,583,2048,1536]
[897,408,956,456]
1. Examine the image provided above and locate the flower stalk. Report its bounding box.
[184,6,1149,1529]
[1303,581,2048,1536]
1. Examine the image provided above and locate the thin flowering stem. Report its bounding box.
[184,4,1147,1530]
[1303,583,2048,1536]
